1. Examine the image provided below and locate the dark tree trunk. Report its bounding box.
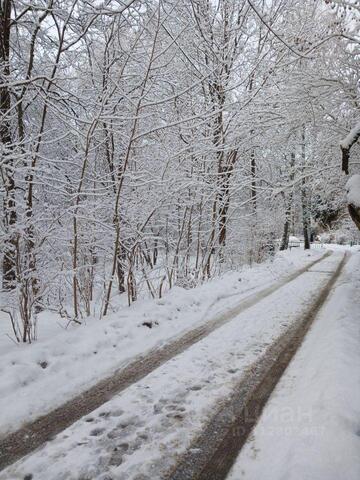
[302,210,311,249]
[280,206,291,251]
[348,204,360,231]
[218,150,237,253]
[280,153,295,251]
[0,0,17,290]
[250,148,256,213]
[116,243,126,294]
[301,128,310,250]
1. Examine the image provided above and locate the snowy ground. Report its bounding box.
[0,248,329,435]
[228,250,360,480]
[0,251,353,480]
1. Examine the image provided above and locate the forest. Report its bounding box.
[0,0,359,342]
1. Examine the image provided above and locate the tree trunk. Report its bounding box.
[348,204,360,231]
[218,149,237,251]
[301,128,310,250]
[116,243,126,294]
[280,152,295,251]
[250,148,256,213]
[0,0,17,290]
[280,206,291,251]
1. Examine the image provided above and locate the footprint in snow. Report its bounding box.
[106,415,141,439]
[165,404,186,412]
[228,368,238,374]
[90,427,106,437]
[189,384,202,391]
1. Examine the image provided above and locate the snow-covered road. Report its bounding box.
[0,251,353,480]
[0,249,327,436]
[228,251,360,480]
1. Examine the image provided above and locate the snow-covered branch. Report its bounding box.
[340,122,360,174]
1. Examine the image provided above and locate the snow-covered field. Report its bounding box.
[228,250,360,480]
[1,250,356,480]
[0,248,328,435]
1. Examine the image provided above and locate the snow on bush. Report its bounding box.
[346,174,360,208]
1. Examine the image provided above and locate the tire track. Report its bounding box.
[166,252,348,480]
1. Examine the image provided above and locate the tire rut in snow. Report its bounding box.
[166,252,348,480]
[0,251,331,472]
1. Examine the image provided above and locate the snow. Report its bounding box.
[0,249,326,435]
[288,235,302,247]
[228,251,360,480]
[0,252,349,480]
[346,174,360,208]
[340,121,360,150]
[288,235,301,243]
